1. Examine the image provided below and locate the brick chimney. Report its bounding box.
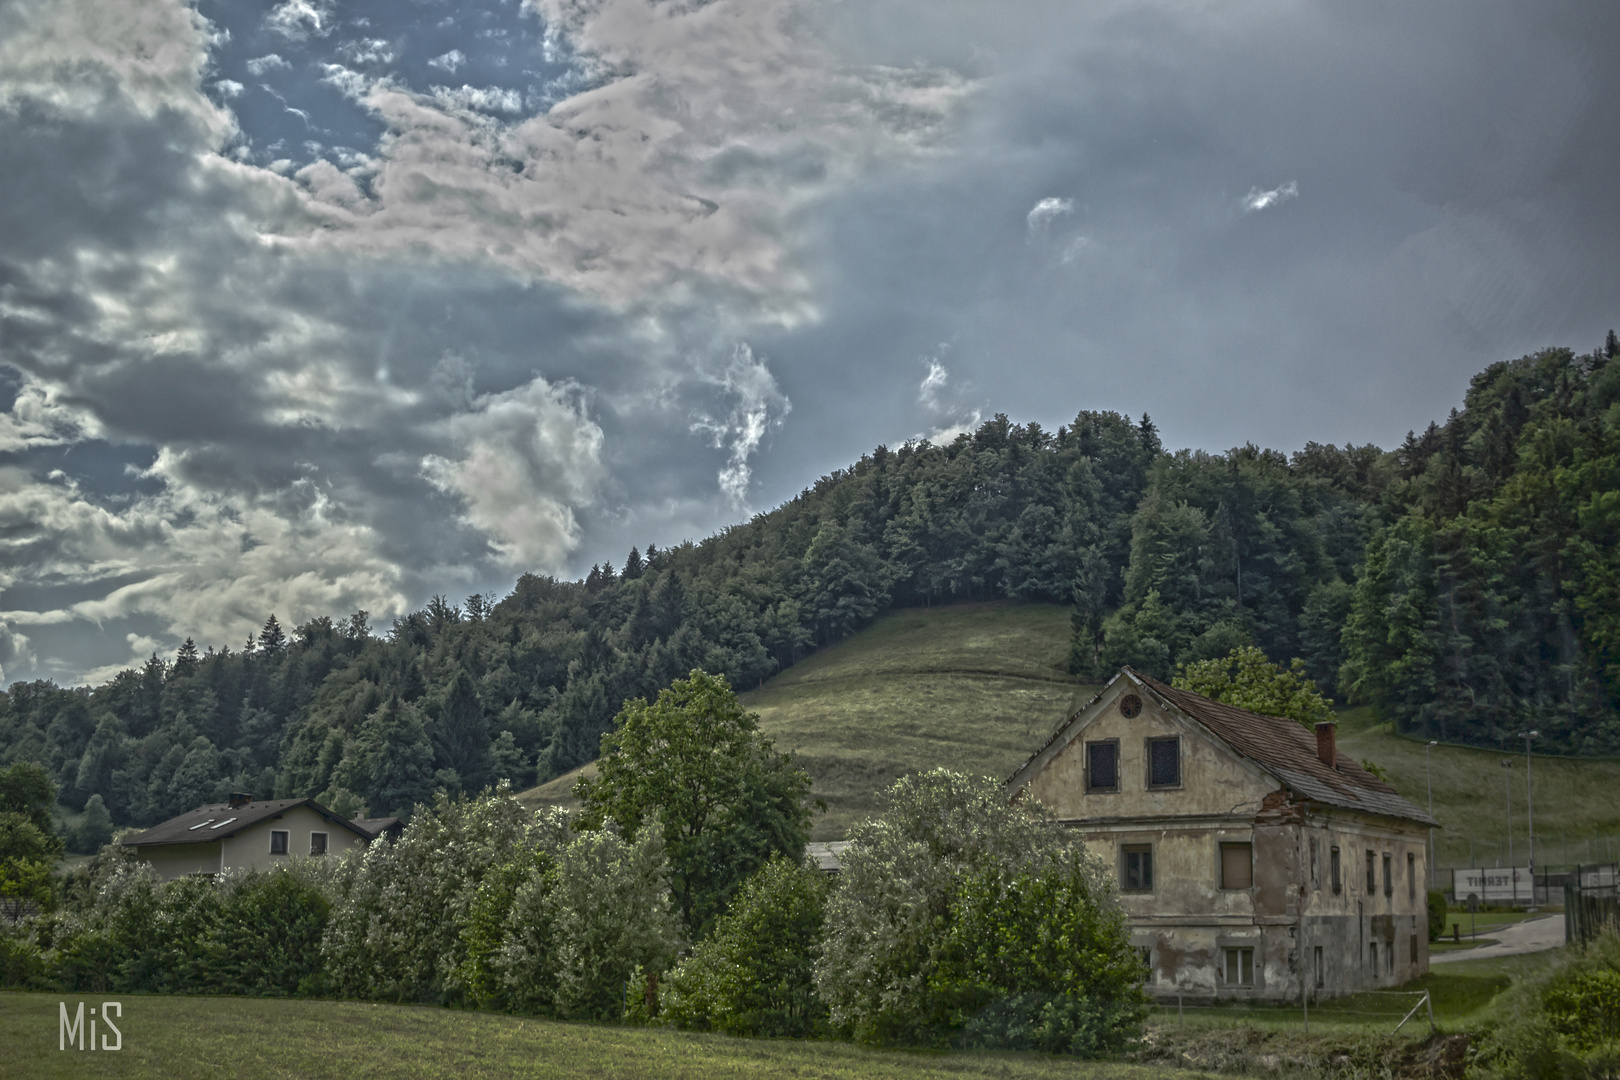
[1314,722,1337,769]
[228,792,253,808]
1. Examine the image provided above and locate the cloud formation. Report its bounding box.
[689,344,791,508]
[1241,180,1299,214]
[1026,196,1074,234]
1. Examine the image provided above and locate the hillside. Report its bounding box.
[524,601,1620,859]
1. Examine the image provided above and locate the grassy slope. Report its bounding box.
[0,992,1164,1080]
[521,601,1620,858]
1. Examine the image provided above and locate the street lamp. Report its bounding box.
[1426,741,1438,889]
[1519,730,1539,911]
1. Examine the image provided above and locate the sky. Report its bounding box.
[1,0,1617,687]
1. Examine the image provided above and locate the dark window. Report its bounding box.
[1383,853,1393,897]
[1407,852,1416,901]
[1409,934,1419,965]
[1147,737,1181,788]
[1122,845,1153,891]
[1223,948,1254,986]
[1086,741,1119,792]
[1309,838,1319,889]
[270,830,289,855]
[1220,842,1253,889]
[1331,846,1342,893]
[310,832,328,856]
[1314,945,1324,988]
[1366,850,1377,893]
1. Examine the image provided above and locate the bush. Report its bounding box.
[814,769,1145,1051]
[1472,931,1620,1080]
[1428,889,1447,942]
[661,855,829,1036]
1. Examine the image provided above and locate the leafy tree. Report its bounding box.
[351,697,435,818]
[660,855,829,1036]
[1173,644,1333,726]
[815,769,1142,1049]
[0,761,56,834]
[575,670,813,937]
[71,794,114,854]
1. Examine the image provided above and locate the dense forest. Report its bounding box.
[3,335,1617,832]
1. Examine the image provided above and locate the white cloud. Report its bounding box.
[1026,196,1074,234]
[1241,180,1299,213]
[430,84,525,116]
[428,49,466,74]
[0,377,103,452]
[689,343,790,508]
[265,0,335,42]
[212,78,243,98]
[422,376,606,570]
[245,53,291,76]
[918,358,948,408]
[338,38,394,67]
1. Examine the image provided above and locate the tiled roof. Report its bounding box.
[350,816,402,839]
[121,798,371,847]
[1130,669,1437,826]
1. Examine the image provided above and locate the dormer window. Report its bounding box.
[1147,736,1181,788]
[1085,740,1120,792]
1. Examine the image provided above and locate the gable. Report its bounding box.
[1010,672,1279,821]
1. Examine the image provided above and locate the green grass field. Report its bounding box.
[521,600,1620,859]
[0,992,1168,1080]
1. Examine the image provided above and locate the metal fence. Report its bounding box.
[1449,862,1618,908]
[1565,872,1620,947]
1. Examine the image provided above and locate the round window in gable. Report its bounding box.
[1119,693,1143,719]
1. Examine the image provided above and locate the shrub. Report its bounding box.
[814,769,1144,1050]
[1428,889,1447,941]
[661,855,829,1036]
[1472,931,1620,1080]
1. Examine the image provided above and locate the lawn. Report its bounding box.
[0,992,1172,1080]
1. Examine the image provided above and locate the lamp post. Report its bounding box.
[1426,741,1438,889]
[1519,730,1539,911]
[1500,759,1514,896]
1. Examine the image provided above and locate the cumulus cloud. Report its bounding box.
[265,0,335,42]
[212,78,243,98]
[1026,196,1074,234]
[0,376,103,452]
[918,358,948,408]
[245,53,291,76]
[430,84,525,116]
[689,344,790,508]
[428,49,466,74]
[1241,180,1299,214]
[422,376,606,570]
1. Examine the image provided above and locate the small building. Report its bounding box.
[1006,667,1437,1001]
[122,794,379,880]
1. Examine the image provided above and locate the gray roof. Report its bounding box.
[121,798,372,847]
[1012,668,1438,828]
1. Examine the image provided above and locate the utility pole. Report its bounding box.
[1501,759,1514,895]
[1520,730,1539,911]
[1426,741,1438,889]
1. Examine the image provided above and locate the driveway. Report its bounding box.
[1430,913,1565,964]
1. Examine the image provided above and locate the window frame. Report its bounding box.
[1314,945,1324,988]
[1407,852,1416,902]
[310,831,329,856]
[1409,934,1419,965]
[1366,850,1377,893]
[1219,841,1254,890]
[1085,739,1121,794]
[1121,843,1154,892]
[269,829,289,856]
[1222,947,1255,987]
[1383,852,1393,897]
[1145,735,1182,790]
[1309,838,1319,890]
[1330,845,1342,894]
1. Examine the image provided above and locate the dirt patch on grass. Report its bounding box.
[1130,1025,1472,1079]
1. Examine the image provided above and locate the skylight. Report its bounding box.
[209,817,238,829]
[189,819,216,830]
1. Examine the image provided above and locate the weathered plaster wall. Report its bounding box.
[219,804,367,871]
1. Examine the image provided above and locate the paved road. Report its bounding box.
[1430,913,1565,964]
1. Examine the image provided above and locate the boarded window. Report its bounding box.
[1087,741,1119,792]
[1223,947,1254,986]
[1122,845,1153,891]
[1147,737,1180,787]
[270,830,289,855]
[1220,842,1253,889]
[1331,846,1342,893]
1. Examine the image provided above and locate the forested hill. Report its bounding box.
[4,336,1619,833]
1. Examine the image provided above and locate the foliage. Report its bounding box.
[1428,890,1447,942]
[575,670,812,938]
[1471,931,1620,1080]
[1172,644,1333,726]
[660,855,829,1037]
[69,794,114,854]
[814,769,1142,1051]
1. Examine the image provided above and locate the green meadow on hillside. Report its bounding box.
[523,601,1620,858]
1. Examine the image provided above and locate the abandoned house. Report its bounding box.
[1006,667,1437,1001]
[122,794,383,880]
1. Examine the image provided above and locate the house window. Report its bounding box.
[1330,846,1342,893]
[270,830,289,855]
[1147,737,1181,788]
[1407,852,1416,902]
[1410,934,1419,965]
[1366,850,1377,893]
[1086,741,1120,792]
[1309,838,1319,890]
[1223,948,1255,986]
[1314,945,1324,988]
[1220,842,1253,890]
[1383,853,1393,897]
[1122,845,1154,891]
[310,832,328,856]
